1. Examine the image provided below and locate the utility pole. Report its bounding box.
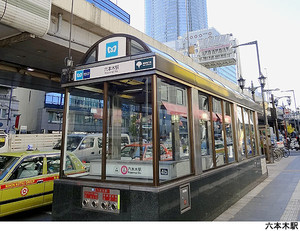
[271,94,279,141]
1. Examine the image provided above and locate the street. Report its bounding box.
[0,205,52,221]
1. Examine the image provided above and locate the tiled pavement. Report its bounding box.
[215,151,300,221]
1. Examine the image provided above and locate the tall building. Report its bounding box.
[145,0,208,43]
[211,65,237,84]
[145,1,236,83]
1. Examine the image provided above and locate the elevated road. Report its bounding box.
[0,0,237,93]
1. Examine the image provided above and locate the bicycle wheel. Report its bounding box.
[283,148,290,158]
[273,149,282,161]
[273,151,278,161]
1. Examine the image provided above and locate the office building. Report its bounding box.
[145,0,208,43]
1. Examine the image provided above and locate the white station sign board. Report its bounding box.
[98,37,127,61]
[74,57,155,81]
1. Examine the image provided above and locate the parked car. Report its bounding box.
[120,143,172,161]
[53,133,131,163]
[0,150,86,217]
[0,132,8,153]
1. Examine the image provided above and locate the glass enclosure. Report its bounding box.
[61,34,263,186]
[224,101,235,163]
[63,76,193,183]
[157,78,191,182]
[243,109,252,157]
[213,98,225,167]
[198,93,213,171]
[106,77,153,183]
[62,76,260,184]
[237,106,246,161]
[65,84,104,167]
[249,111,257,156]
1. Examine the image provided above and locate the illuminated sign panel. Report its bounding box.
[74,57,155,81]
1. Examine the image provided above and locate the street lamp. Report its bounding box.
[258,74,266,88]
[234,40,268,126]
[274,96,291,107]
[237,77,260,101]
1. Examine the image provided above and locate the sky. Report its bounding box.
[113,0,300,111]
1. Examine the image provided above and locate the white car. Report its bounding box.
[54,133,131,163]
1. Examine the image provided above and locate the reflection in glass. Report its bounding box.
[244,109,252,157]
[84,50,96,64]
[65,86,104,171]
[213,98,225,167]
[237,106,246,161]
[198,93,213,170]
[107,77,153,182]
[224,102,235,163]
[250,111,256,156]
[158,78,191,182]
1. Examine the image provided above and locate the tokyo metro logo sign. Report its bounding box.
[106,41,118,58]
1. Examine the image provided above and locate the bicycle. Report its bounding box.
[283,142,290,158]
[272,146,282,161]
[271,144,290,161]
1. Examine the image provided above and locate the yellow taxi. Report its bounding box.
[0,151,86,217]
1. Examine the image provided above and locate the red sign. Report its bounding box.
[103,193,118,202]
[20,187,29,196]
[84,191,98,200]
[121,165,128,175]
[95,188,110,193]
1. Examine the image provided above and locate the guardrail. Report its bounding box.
[8,133,62,152]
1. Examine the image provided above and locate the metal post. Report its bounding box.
[250,81,256,101]
[271,94,279,141]
[185,0,190,57]
[254,41,268,126]
[255,41,262,77]
[291,90,299,133]
[6,86,13,134]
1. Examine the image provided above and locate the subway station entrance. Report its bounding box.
[52,34,267,221]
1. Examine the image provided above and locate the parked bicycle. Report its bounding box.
[272,143,290,161]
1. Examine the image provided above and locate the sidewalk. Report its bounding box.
[215,151,300,221]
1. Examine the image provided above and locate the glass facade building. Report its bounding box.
[145,0,208,43]
[86,0,130,24]
[211,65,237,84]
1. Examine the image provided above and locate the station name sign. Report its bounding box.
[74,56,155,81]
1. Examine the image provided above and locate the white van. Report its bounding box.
[53,133,130,163]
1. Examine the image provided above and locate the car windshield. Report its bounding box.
[121,146,145,159]
[121,137,129,146]
[66,137,83,151]
[53,136,83,151]
[0,155,19,180]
